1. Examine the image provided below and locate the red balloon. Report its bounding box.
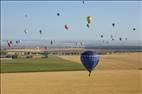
[64,24,69,30]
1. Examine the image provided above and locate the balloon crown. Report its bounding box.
[81,51,97,56]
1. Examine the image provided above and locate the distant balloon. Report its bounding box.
[119,37,122,41]
[25,14,28,18]
[80,51,100,76]
[57,13,60,16]
[112,38,114,41]
[133,28,136,31]
[110,35,114,40]
[125,38,127,40]
[64,24,69,30]
[9,41,12,44]
[112,23,115,27]
[16,41,19,44]
[86,24,90,28]
[7,40,12,47]
[39,30,42,34]
[50,40,53,46]
[24,29,27,34]
[101,35,103,38]
[15,40,21,44]
[110,35,113,38]
[8,43,11,47]
[83,0,85,4]
[86,16,93,24]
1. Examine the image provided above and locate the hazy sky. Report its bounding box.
[1,1,142,42]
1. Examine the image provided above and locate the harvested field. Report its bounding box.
[1,53,142,94]
[1,70,141,94]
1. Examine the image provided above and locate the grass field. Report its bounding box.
[1,52,142,94]
[0,55,84,73]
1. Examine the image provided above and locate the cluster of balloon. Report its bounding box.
[7,40,13,47]
[64,24,69,30]
[80,51,100,76]
[86,16,93,28]
[15,40,21,44]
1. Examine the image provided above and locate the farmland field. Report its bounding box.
[1,52,142,94]
[0,55,84,73]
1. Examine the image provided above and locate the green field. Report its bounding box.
[0,55,84,73]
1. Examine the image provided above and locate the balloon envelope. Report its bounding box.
[133,28,136,31]
[64,24,69,30]
[24,29,27,34]
[86,16,93,24]
[57,13,60,16]
[39,30,42,34]
[112,23,115,27]
[86,23,90,28]
[50,40,53,45]
[80,51,100,76]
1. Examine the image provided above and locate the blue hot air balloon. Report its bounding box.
[80,51,100,76]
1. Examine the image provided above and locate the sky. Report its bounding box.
[1,1,142,45]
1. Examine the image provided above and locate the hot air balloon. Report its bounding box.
[7,40,12,47]
[83,0,85,4]
[101,35,103,38]
[125,38,127,40]
[110,35,114,40]
[24,29,27,34]
[16,41,19,44]
[39,30,42,34]
[86,23,90,28]
[25,14,28,18]
[50,40,53,46]
[15,40,21,44]
[119,37,122,41]
[8,43,11,47]
[57,13,60,16]
[80,51,100,76]
[64,24,69,30]
[133,28,136,31]
[86,16,93,24]
[112,23,115,27]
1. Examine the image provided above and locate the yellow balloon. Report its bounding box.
[87,16,93,24]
